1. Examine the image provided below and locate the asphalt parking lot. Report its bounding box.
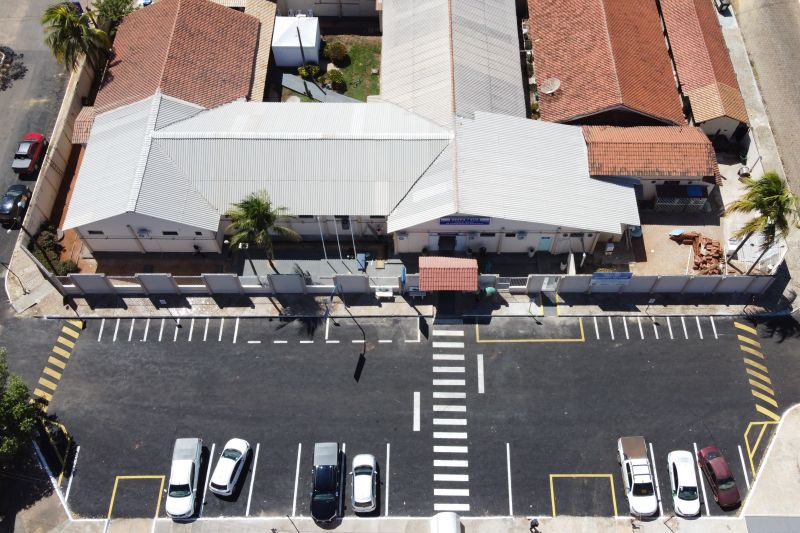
[19,313,799,524]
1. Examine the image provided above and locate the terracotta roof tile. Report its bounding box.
[419,256,478,292]
[527,0,685,125]
[94,0,259,113]
[583,125,720,180]
[660,0,748,124]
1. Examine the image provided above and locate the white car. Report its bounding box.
[209,439,250,497]
[667,450,701,517]
[350,454,377,513]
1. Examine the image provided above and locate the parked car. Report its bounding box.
[311,442,343,522]
[165,438,203,519]
[697,445,741,509]
[350,454,377,513]
[0,184,31,227]
[11,132,46,175]
[209,438,250,497]
[667,450,700,517]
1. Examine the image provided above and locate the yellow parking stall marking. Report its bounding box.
[42,367,62,380]
[751,389,778,407]
[755,404,780,422]
[737,335,761,348]
[549,473,617,518]
[475,318,585,343]
[38,377,58,391]
[743,358,769,373]
[745,367,772,385]
[107,475,166,520]
[52,346,71,358]
[748,379,775,396]
[56,336,76,349]
[740,345,764,358]
[734,321,758,335]
[61,326,80,339]
[48,356,66,370]
[34,388,53,402]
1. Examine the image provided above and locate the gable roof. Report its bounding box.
[660,0,748,125]
[527,0,685,125]
[93,0,259,114]
[582,125,720,179]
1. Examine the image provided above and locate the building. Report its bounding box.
[660,0,749,139]
[526,0,685,126]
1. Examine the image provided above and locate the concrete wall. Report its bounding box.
[277,0,377,17]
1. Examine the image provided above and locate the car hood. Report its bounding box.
[353,473,372,502]
[311,497,337,522]
[630,494,658,516]
[211,457,236,486]
[165,494,193,517]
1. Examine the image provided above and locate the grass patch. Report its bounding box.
[323,35,380,101]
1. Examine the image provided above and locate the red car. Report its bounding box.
[12,132,47,175]
[697,445,741,509]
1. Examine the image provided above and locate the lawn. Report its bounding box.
[323,35,381,102]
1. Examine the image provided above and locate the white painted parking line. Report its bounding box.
[199,442,215,518]
[477,353,484,394]
[593,316,600,340]
[434,446,468,453]
[245,442,260,516]
[128,319,135,342]
[738,445,751,489]
[433,405,466,412]
[142,318,150,342]
[173,319,180,342]
[652,319,659,340]
[667,316,674,339]
[97,318,105,342]
[188,318,195,342]
[622,317,629,339]
[274,340,288,344]
[693,442,710,516]
[433,379,466,386]
[113,318,120,342]
[506,442,513,517]
[434,459,468,467]
[433,354,464,361]
[681,316,689,339]
[433,366,465,373]
[637,317,644,340]
[433,418,467,426]
[433,432,468,439]
[247,340,261,344]
[64,445,80,503]
[326,340,340,344]
[379,339,393,343]
[434,503,470,512]
[352,339,365,344]
[203,318,209,342]
[292,443,301,517]
[696,316,704,339]
[433,330,464,336]
[434,488,470,497]
[434,473,469,482]
[413,392,420,431]
[218,318,224,342]
[607,317,615,340]
[710,317,718,339]
[648,442,663,516]
[385,443,390,516]
[432,341,465,349]
[158,319,165,342]
[233,317,239,344]
[433,392,466,399]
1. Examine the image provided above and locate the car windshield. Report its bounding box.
[678,486,699,500]
[633,482,654,496]
[718,477,736,491]
[168,484,191,498]
[222,449,242,461]
[354,466,372,476]
[312,492,336,502]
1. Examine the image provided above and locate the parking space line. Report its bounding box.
[434,392,466,399]
[113,319,120,342]
[433,432,468,439]
[637,317,644,339]
[433,418,467,425]
[693,443,710,516]
[218,319,224,342]
[734,321,758,335]
[593,317,600,339]
[203,318,209,341]
[434,488,470,497]
[98,319,105,342]
[748,379,775,396]
[622,318,629,339]
[188,319,195,342]
[681,316,688,339]
[434,503,470,512]
[433,366,465,373]
[695,316,704,339]
[667,317,673,339]
[433,354,464,361]
[199,442,215,518]
[648,443,663,516]
[245,443,260,516]
[506,442,513,517]
[433,405,466,412]
[710,317,718,339]
[737,445,750,489]
[477,354,484,394]
[607,317,615,340]
[142,319,150,342]
[433,379,466,386]
[158,319,164,342]
[413,392,420,431]
[233,318,239,344]
[433,459,468,467]
[292,443,301,517]
[127,319,135,342]
[434,473,468,482]
[385,443,390,516]
[434,446,468,453]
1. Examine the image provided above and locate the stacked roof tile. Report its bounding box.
[419,257,478,292]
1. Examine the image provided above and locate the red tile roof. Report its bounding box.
[583,125,720,181]
[527,0,685,125]
[660,0,748,125]
[94,0,259,113]
[419,257,478,292]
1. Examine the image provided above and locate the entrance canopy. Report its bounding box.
[419,256,478,292]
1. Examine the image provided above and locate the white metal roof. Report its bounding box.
[272,15,318,48]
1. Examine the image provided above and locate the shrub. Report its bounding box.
[297,63,319,79]
[325,69,346,92]
[323,41,348,66]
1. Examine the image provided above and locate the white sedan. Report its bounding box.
[209,439,250,497]
[350,454,377,513]
[667,450,701,517]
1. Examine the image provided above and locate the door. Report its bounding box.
[537,235,553,252]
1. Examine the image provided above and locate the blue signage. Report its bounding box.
[439,216,491,226]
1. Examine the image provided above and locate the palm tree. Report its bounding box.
[725,171,799,274]
[225,190,301,273]
[41,2,110,72]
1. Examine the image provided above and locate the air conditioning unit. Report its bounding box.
[137,228,151,238]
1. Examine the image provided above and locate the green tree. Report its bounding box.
[0,348,40,463]
[225,191,301,272]
[726,171,799,274]
[91,0,134,32]
[41,1,110,72]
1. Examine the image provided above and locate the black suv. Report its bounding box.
[310,442,343,522]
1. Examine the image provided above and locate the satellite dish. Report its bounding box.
[540,77,561,95]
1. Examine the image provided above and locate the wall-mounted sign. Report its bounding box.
[439,216,490,226]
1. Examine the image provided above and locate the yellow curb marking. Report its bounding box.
[549,473,617,518]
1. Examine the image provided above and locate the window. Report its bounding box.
[87,230,104,235]
[162,231,178,236]
[479,232,495,237]
[194,231,202,236]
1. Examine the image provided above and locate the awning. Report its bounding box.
[418,256,478,292]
